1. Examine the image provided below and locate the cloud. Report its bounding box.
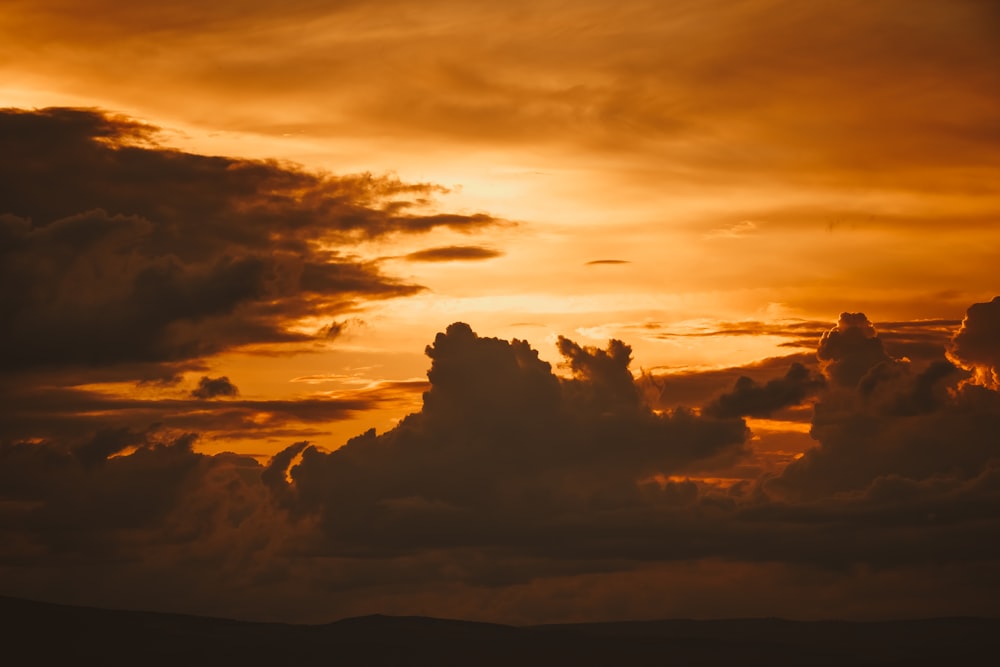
[648,318,830,341]
[771,309,998,501]
[703,362,825,419]
[585,259,630,265]
[816,313,894,388]
[643,352,820,411]
[0,384,393,448]
[0,430,205,546]
[949,296,1000,388]
[9,0,997,195]
[266,323,749,555]
[403,245,502,262]
[191,376,239,400]
[648,317,959,364]
[0,108,498,373]
[555,335,641,415]
[1,313,999,623]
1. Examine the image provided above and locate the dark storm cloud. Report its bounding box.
[703,362,826,419]
[0,107,497,372]
[402,245,502,262]
[191,376,239,399]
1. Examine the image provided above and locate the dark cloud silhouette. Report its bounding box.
[265,323,749,555]
[0,108,498,372]
[73,427,149,467]
[403,245,502,262]
[643,352,820,412]
[771,311,999,501]
[0,430,204,547]
[704,362,826,419]
[191,376,239,400]
[556,336,641,415]
[0,382,412,448]
[585,259,630,265]
[1,314,999,623]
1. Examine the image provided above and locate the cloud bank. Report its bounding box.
[1,300,998,623]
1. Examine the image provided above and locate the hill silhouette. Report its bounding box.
[1,596,994,666]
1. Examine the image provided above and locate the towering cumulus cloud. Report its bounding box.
[773,305,999,501]
[264,323,749,555]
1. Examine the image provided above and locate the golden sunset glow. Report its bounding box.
[1,0,999,630]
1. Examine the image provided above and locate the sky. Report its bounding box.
[1,0,999,624]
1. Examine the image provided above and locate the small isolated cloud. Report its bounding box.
[585,259,630,265]
[403,245,503,262]
[191,376,239,400]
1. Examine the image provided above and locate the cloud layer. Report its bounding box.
[1,301,998,623]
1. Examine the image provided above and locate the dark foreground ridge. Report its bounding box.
[1,596,995,666]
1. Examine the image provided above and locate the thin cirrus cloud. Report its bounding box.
[1,300,998,622]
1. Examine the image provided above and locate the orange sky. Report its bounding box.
[1,0,999,624]
[4,0,997,453]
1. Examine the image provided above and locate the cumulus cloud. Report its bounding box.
[771,307,999,501]
[817,312,894,387]
[0,108,498,373]
[264,323,748,555]
[949,296,1000,388]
